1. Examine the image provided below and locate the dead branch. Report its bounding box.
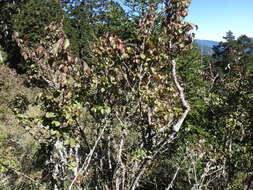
[171,59,191,132]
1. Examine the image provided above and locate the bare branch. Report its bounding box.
[171,59,191,132]
[165,166,180,190]
[68,124,106,190]
[130,159,150,190]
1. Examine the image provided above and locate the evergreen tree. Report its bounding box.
[212,32,253,93]
[205,33,253,188]
[0,0,28,72]
[12,0,66,47]
[63,0,134,60]
[0,0,66,72]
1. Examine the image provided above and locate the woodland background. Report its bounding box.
[0,0,253,189]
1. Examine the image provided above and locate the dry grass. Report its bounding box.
[0,64,42,189]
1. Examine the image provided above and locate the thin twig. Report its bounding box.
[165,166,180,190]
[68,124,106,190]
[130,159,150,190]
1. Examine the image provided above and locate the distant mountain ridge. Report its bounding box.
[194,39,219,55]
[195,39,219,47]
[195,38,253,55]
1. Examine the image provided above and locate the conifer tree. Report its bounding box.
[205,33,253,188]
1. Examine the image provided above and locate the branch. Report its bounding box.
[68,124,106,190]
[165,166,180,190]
[171,59,191,132]
[130,159,150,190]
[114,112,127,190]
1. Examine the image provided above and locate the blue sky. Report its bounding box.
[186,0,253,41]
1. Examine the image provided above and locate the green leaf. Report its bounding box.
[63,39,70,50]
[52,120,61,127]
[247,93,253,98]
[45,112,56,118]
[51,39,61,55]
[104,105,111,114]
[140,53,146,60]
[173,107,183,112]
[64,138,76,148]
[69,138,76,148]
[50,130,57,135]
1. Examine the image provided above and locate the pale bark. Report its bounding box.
[171,59,191,132]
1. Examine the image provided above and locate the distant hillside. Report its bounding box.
[195,39,219,47]
[195,39,219,55]
[195,38,253,55]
